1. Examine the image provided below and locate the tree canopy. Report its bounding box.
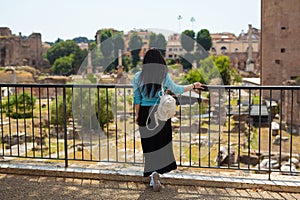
[183,55,232,85]
[3,92,36,118]
[128,32,143,68]
[97,29,125,72]
[51,54,74,75]
[149,33,167,56]
[46,40,87,75]
[180,30,195,53]
[196,29,212,51]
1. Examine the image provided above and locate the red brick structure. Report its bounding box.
[261,0,300,87]
[261,0,300,132]
[0,27,43,67]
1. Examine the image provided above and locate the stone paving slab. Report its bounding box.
[1,173,300,200]
[0,158,300,194]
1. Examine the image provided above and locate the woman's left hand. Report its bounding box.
[193,82,207,90]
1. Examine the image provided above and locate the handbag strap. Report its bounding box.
[146,83,164,131]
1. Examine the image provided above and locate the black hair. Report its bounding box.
[138,48,168,98]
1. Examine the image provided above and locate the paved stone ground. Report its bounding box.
[1,173,300,200]
[1,158,300,199]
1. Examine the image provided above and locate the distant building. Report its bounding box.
[124,29,152,58]
[0,27,43,67]
[78,42,89,50]
[210,25,260,72]
[165,33,185,60]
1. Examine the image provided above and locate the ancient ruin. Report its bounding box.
[0,27,43,67]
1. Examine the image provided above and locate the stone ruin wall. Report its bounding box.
[0,27,43,67]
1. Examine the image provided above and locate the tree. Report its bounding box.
[183,68,205,84]
[180,30,195,53]
[72,36,93,44]
[199,56,220,84]
[149,33,167,56]
[95,89,114,129]
[112,33,125,58]
[50,88,73,127]
[179,53,194,70]
[196,29,212,51]
[47,40,78,64]
[46,40,87,74]
[128,32,142,68]
[3,92,36,118]
[87,74,97,83]
[100,29,114,58]
[180,30,196,70]
[72,48,88,73]
[50,84,114,130]
[51,54,74,75]
[230,68,242,84]
[213,55,231,85]
[98,29,126,72]
[122,55,132,72]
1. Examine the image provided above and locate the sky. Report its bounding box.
[1,0,261,42]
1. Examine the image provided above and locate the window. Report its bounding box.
[281,27,287,30]
[221,46,227,53]
[168,48,172,52]
[275,59,281,64]
[281,48,286,53]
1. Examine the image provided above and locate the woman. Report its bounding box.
[132,48,205,192]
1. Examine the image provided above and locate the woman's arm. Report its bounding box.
[183,82,205,92]
[135,104,140,124]
[165,74,206,94]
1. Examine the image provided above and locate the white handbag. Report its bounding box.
[146,85,176,130]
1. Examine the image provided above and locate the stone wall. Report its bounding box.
[261,0,300,88]
[0,27,43,67]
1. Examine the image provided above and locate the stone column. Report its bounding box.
[87,49,92,74]
[246,24,254,72]
[118,49,122,66]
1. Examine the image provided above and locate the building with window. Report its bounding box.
[124,30,152,58]
[165,33,186,60]
[261,0,300,86]
[261,0,300,132]
[210,25,260,72]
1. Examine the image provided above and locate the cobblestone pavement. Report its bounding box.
[1,173,300,200]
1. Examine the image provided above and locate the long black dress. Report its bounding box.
[138,105,177,177]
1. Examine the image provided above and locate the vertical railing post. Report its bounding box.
[268,90,272,180]
[63,86,68,167]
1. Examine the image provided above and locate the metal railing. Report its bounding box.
[1,83,300,178]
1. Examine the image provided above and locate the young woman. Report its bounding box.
[132,48,205,192]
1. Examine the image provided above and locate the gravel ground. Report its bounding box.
[1,173,300,200]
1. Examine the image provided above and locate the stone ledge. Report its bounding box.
[1,163,300,193]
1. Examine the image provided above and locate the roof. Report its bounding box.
[250,105,269,116]
[242,78,261,86]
